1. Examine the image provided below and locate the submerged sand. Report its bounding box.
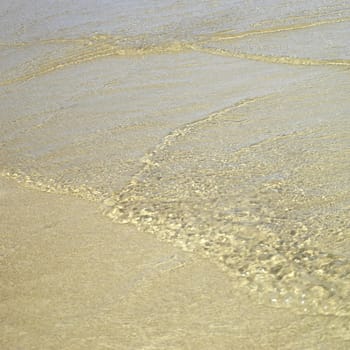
[1,177,348,349]
[1,1,350,348]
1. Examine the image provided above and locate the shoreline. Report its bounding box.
[1,177,347,349]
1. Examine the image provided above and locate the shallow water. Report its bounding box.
[1,0,350,335]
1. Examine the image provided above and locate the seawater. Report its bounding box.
[1,0,349,324]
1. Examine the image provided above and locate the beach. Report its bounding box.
[2,177,349,349]
[1,1,350,348]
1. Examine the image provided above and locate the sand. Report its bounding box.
[1,177,348,349]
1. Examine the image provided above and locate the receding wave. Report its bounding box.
[208,16,350,42]
[104,89,350,316]
[1,16,350,86]
[0,39,192,86]
[193,46,350,67]
[1,4,350,320]
[0,169,105,202]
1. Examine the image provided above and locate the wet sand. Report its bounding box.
[1,1,350,348]
[1,177,349,349]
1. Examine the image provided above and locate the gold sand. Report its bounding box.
[1,177,348,349]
